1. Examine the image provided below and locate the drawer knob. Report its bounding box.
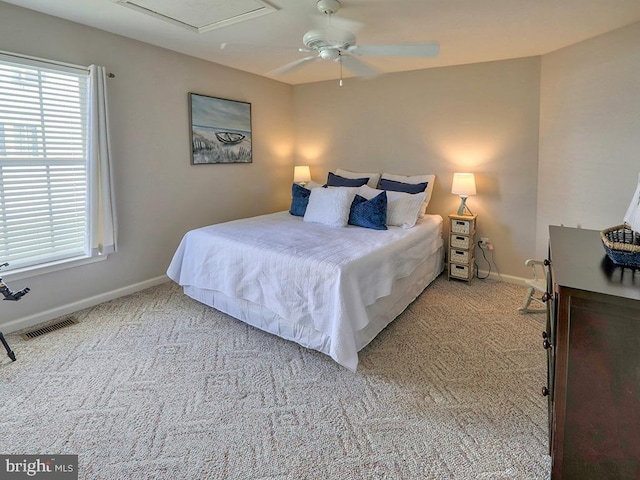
[541,292,551,303]
[544,259,551,266]
[542,386,550,397]
[543,339,552,350]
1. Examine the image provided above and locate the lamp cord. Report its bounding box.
[475,240,491,279]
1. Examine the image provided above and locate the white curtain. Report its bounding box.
[88,65,118,256]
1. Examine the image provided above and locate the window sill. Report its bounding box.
[2,254,110,282]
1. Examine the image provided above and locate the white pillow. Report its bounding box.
[381,172,436,214]
[385,191,426,228]
[355,184,385,200]
[303,187,355,227]
[336,168,381,189]
[356,185,424,228]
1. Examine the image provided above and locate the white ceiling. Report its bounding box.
[4,0,640,85]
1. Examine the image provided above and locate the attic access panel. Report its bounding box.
[116,0,278,33]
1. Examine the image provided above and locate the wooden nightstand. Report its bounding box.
[448,213,477,282]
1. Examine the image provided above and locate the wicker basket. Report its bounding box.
[600,224,640,268]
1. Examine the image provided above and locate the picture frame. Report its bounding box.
[189,93,252,164]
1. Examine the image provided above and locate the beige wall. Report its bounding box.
[0,2,294,331]
[537,22,640,257]
[293,58,541,280]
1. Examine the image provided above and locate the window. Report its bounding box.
[0,55,90,272]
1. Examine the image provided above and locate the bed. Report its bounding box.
[167,175,444,371]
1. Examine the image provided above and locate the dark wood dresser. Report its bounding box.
[546,226,640,479]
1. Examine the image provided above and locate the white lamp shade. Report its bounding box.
[451,173,476,196]
[293,165,311,184]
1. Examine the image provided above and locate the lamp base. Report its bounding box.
[456,196,474,216]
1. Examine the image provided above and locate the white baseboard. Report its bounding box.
[1,275,170,334]
[476,270,528,286]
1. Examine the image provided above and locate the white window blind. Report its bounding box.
[0,55,90,271]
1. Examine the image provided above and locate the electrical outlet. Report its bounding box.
[479,237,490,248]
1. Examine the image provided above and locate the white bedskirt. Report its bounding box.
[183,244,443,367]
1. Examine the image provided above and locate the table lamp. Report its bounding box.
[293,165,311,186]
[451,173,476,216]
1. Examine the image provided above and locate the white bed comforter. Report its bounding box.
[167,211,443,370]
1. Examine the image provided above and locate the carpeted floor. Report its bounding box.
[0,275,551,479]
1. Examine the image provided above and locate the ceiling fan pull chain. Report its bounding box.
[339,53,343,86]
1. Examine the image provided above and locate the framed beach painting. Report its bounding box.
[189,93,252,164]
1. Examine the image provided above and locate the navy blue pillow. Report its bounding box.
[289,183,310,216]
[349,192,387,230]
[327,172,369,187]
[379,178,428,194]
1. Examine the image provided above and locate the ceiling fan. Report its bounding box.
[268,0,440,84]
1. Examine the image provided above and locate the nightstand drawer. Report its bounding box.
[451,218,472,234]
[450,234,472,250]
[450,248,470,264]
[450,263,473,280]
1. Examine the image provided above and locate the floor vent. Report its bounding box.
[21,317,79,340]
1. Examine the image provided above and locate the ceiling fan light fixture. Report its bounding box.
[320,49,339,60]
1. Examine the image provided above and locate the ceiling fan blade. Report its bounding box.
[339,54,380,79]
[267,55,319,76]
[348,42,440,58]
